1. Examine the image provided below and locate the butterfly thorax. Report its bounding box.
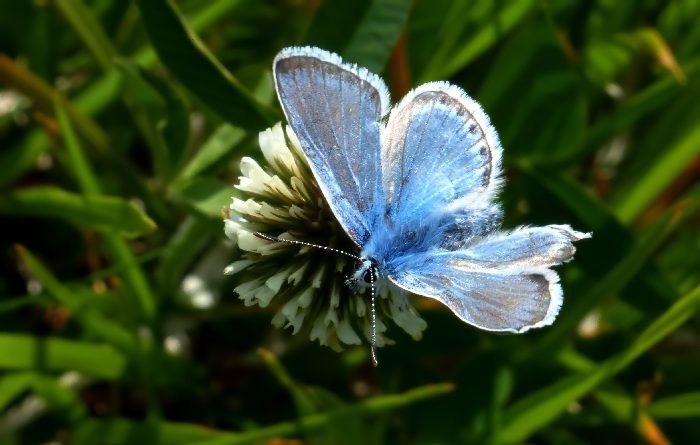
[359,221,433,277]
[358,203,506,279]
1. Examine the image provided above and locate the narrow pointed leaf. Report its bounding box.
[499,283,700,443]
[343,0,413,73]
[135,0,276,131]
[0,186,156,238]
[0,334,126,380]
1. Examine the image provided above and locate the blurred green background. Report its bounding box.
[1,0,700,444]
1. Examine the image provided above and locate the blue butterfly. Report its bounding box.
[263,46,590,364]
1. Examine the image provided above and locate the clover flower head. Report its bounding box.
[224,123,427,350]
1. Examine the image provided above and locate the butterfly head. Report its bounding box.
[345,257,379,293]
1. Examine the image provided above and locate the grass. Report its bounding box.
[1,0,699,443]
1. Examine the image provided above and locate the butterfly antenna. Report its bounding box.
[369,263,379,367]
[256,231,379,366]
[253,232,361,261]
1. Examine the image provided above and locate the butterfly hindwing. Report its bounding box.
[392,266,560,332]
[273,47,390,246]
[388,225,590,332]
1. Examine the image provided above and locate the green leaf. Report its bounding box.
[0,334,126,380]
[73,419,227,445]
[478,25,586,163]
[530,184,699,356]
[71,383,454,445]
[31,375,87,422]
[0,131,53,189]
[147,72,192,176]
[0,0,245,188]
[0,186,156,238]
[649,392,700,418]
[0,53,109,153]
[55,100,158,324]
[0,372,36,412]
[343,0,413,73]
[54,0,117,71]
[419,0,536,82]
[305,0,371,55]
[16,245,137,355]
[119,59,193,177]
[569,57,700,164]
[154,216,217,297]
[611,81,700,223]
[498,283,700,443]
[583,27,686,86]
[583,33,639,86]
[176,124,246,183]
[115,59,176,181]
[172,177,233,218]
[135,0,277,131]
[259,349,365,444]
[519,166,611,227]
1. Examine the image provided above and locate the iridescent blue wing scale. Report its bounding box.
[389,225,590,331]
[381,82,503,231]
[273,47,389,246]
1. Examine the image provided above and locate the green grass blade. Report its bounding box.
[54,0,117,71]
[172,177,233,218]
[649,392,700,419]
[70,383,453,445]
[176,124,246,183]
[135,0,277,131]
[498,283,700,443]
[15,245,137,354]
[0,0,240,188]
[0,54,109,153]
[73,418,229,445]
[0,334,126,380]
[343,0,412,73]
[0,186,156,238]
[259,349,366,444]
[521,167,700,357]
[419,0,535,82]
[478,24,586,162]
[31,375,87,423]
[579,56,700,162]
[154,216,215,295]
[55,100,158,323]
[189,383,454,445]
[115,59,173,180]
[259,348,316,413]
[0,372,37,412]
[0,131,54,189]
[613,119,700,224]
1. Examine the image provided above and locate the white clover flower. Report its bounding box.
[224,123,427,350]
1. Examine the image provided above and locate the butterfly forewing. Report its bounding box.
[273,47,389,246]
[381,82,503,228]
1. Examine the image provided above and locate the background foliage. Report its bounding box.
[1,0,700,444]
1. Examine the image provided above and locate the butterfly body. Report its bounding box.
[272,46,591,337]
